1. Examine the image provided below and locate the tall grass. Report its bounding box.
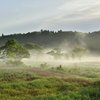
[0,62,100,100]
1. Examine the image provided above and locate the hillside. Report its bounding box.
[0,30,100,55]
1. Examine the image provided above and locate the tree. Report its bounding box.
[47,48,62,60]
[23,42,43,59]
[2,33,4,37]
[71,47,87,60]
[0,39,30,64]
[23,42,43,50]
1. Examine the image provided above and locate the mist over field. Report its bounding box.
[22,47,100,68]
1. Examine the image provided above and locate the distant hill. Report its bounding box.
[1,30,100,55]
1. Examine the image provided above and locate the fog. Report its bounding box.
[22,49,100,68]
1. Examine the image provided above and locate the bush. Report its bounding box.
[6,60,25,67]
[40,63,49,69]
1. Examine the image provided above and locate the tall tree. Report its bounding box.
[0,39,30,62]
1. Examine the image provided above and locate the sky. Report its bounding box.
[0,0,100,35]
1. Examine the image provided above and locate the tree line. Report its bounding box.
[0,30,100,55]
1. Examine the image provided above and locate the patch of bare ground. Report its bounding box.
[28,69,92,83]
[29,69,72,77]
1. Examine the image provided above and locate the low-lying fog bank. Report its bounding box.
[22,55,100,68]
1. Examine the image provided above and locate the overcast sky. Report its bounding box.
[0,0,100,35]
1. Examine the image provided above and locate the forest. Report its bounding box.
[0,30,100,55]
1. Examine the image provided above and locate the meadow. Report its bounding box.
[0,60,100,100]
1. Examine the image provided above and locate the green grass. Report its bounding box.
[0,62,100,100]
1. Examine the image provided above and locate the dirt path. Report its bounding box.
[28,69,92,83]
[29,69,72,77]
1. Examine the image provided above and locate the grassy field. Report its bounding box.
[0,61,100,100]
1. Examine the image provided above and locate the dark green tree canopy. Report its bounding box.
[23,42,43,50]
[0,39,30,61]
[5,38,18,47]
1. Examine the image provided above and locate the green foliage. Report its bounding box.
[23,42,43,59]
[5,38,18,47]
[23,42,43,50]
[71,46,87,60]
[40,63,49,69]
[47,48,62,59]
[0,39,30,62]
[0,68,41,83]
[56,65,64,71]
